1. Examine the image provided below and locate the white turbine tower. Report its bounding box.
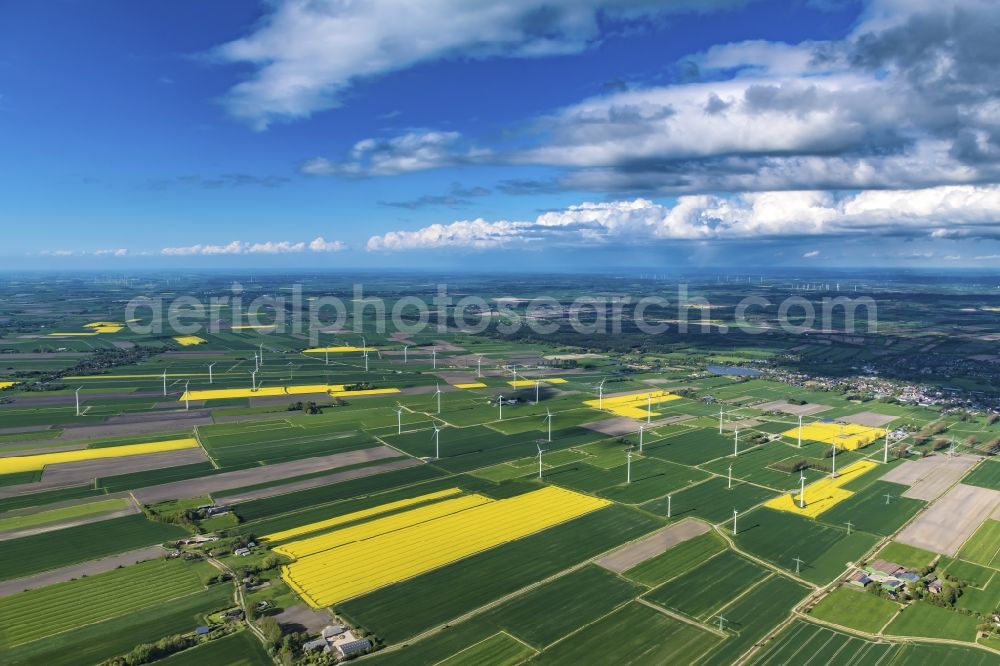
[536,443,546,479]
[287,362,294,381]
[883,428,890,464]
[476,355,483,378]
[534,380,541,405]
[647,394,652,424]
[251,370,257,392]
[432,349,437,369]
[396,406,403,434]
[727,464,733,489]
[626,447,633,484]
[258,343,264,365]
[638,424,645,453]
[732,508,739,534]
[208,362,216,384]
[798,471,806,509]
[596,379,606,410]
[184,381,190,411]
[666,493,672,518]
[364,349,369,372]
[544,409,553,443]
[831,443,837,478]
[496,395,504,421]
[162,369,167,397]
[403,345,409,364]
[435,384,442,414]
[75,386,82,417]
[797,414,803,447]
[793,556,804,575]
[733,427,740,457]
[719,407,724,434]
[432,424,441,459]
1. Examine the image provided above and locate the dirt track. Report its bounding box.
[132,445,404,504]
[0,545,166,598]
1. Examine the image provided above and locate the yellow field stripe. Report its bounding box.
[781,423,886,451]
[583,390,681,419]
[281,487,610,607]
[179,385,398,401]
[274,494,494,560]
[508,378,568,387]
[764,460,878,518]
[0,438,200,475]
[454,383,487,389]
[173,335,207,346]
[262,488,463,542]
[0,381,18,390]
[303,346,376,353]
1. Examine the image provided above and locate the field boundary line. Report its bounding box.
[636,597,727,638]
[709,571,776,621]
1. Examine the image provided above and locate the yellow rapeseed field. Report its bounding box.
[48,321,124,336]
[281,486,610,608]
[764,460,878,518]
[0,438,200,475]
[263,488,464,543]
[303,346,376,353]
[454,382,487,389]
[275,494,494,560]
[0,381,18,390]
[781,422,886,451]
[583,390,681,419]
[508,378,568,387]
[173,335,207,346]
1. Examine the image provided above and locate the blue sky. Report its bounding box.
[2,0,1000,270]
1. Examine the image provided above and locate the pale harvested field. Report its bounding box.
[896,483,1000,556]
[722,418,763,431]
[756,400,832,416]
[881,454,980,501]
[596,518,710,573]
[133,446,403,504]
[842,411,898,427]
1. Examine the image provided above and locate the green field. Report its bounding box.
[157,631,271,666]
[700,575,810,665]
[734,508,879,584]
[643,477,777,524]
[957,519,1000,569]
[873,541,937,569]
[0,558,207,648]
[531,601,720,665]
[963,459,1000,490]
[884,601,980,641]
[0,497,129,533]
[644,551,770,620]
[438,632,535,666]
[820,481,925,536]
[749,621,900,665]
[0,514,187,581]
[623,530,727,587]
[809,586,899,633]
[3,585,232,666]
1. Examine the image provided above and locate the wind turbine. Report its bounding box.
[831,443,837,478]
[715,616,728,632]
[435,383,442,414]
[495,394,504,421]
[258,343,264,365]
[184,381,190,411]
[534,380,541,405]
[432,424,441,459]
[797,414,803,447]
[432,349,437,369]
[639,424,645,453]
[364,349,369,372]
[208,362,216,384]
[396,406,403,434]
[666,493,672,518]
[646,394,652,424]
[845,520,853,535]
[476,355,483,378]
[798,471,806,509]
[883,428,890,464]
[287,362,294,381]
[884,492,893,505]
[719,407,724,434]
[254,352,259,373]
[251,370,257,392]
[733,427,740,457]
[728,464,733,489]
[793,556,804,575]
[162,369,167,397]
[403,345,409,364]
[596,378,606,410]
[626,446,633,484]
[536,443,546,479]
[544,409,553,442]
[75,386,82,416]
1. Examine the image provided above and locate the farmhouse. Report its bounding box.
[847,572,872,588]
[864,559,906,578]
[302,637,330,653]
